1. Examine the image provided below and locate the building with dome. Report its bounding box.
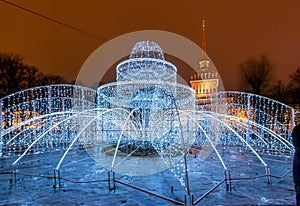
[190,20,219,104]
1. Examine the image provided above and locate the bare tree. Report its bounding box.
[288,67,300,104]
[0,52,67,98]
[40,74,66,85]
[239,55,272,95]
[0,53,36,97]
[268,80,290,103]
[24,66,43,88]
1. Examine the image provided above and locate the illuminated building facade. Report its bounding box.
[190,20,219,103]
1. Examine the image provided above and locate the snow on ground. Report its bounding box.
[0,148,296,205]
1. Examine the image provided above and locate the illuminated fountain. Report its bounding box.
[88,41,196,177]
[0,41,299,205]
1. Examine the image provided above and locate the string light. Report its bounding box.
[0,41,298,181]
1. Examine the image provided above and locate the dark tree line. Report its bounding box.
[239,55,300,104]
[0,53,67,98]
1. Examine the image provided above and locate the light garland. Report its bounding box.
[0,41,298,179]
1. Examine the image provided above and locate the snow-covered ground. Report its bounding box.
[0,148,296,205]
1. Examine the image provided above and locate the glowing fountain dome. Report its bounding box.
[116,41,177,83]
[92,41,197,176]
[129,41,165,59]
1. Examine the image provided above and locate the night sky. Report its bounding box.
[1,0,300,90]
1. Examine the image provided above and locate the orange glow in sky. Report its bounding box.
[1,0,300,90]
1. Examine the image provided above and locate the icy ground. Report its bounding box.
[0,148,296,205]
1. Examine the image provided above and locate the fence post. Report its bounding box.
[225,170,232,191]
[113,171,116,192]
[53,169,57,188]
[184,194,194,205]
[11,165,16,184]
[57,169,62,188]
[265,166,271,184]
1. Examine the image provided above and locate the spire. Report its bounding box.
[199,19,209,70]
[201,19,207,58]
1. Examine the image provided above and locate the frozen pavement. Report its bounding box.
[0,149,296,205]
